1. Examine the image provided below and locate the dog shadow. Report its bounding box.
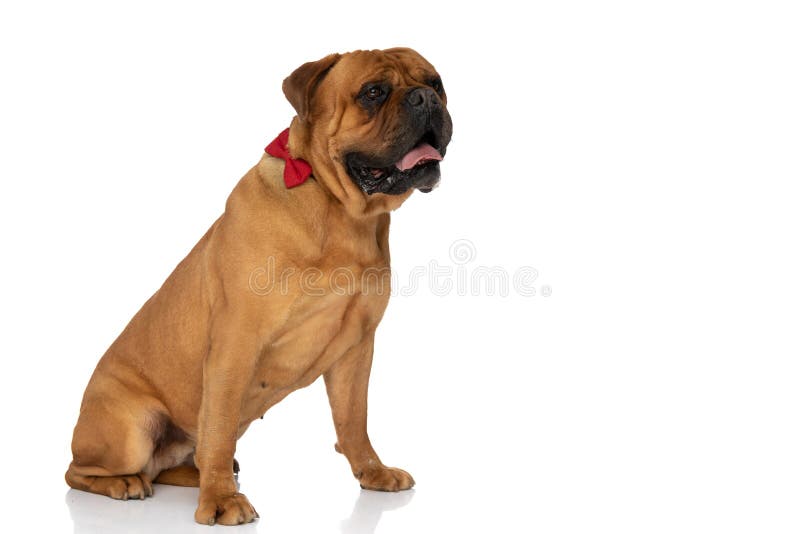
[340,489,415,534]
[65,484,258,534]
[66,484,413,533]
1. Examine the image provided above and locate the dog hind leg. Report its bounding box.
[65,397,158,500]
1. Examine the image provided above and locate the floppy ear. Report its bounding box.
[282,53,341,122]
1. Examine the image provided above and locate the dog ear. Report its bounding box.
[282,53,341,122]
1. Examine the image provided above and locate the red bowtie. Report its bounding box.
[264,128,313,188]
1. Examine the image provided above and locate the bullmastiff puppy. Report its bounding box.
[65,47,452,525]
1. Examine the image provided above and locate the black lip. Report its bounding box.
[345,154,441,196]
[349,128,445,170]
[419,129,442,153]
[344,125,447,196]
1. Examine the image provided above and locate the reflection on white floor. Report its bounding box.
[66,484,414,534]
[340,489,414,534]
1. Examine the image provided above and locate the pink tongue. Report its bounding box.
[395,143,442,171]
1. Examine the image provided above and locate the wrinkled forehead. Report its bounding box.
[332,48,438,88]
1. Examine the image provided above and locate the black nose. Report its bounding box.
[405,87,432,108]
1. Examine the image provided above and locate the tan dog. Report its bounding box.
[65,47,452,526]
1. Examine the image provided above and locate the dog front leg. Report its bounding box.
[193,327,260,525]
[324,334,415,491]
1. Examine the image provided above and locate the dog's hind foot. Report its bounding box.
[66,466,153,500]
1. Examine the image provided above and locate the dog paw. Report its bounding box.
[194,492,258,525]
[357,465,415,491]
[90,473,154,500]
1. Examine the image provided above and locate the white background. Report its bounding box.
[1,1,799,533]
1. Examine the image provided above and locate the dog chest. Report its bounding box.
[240,288,387,420]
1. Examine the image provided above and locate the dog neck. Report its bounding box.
[286,120,413,218]
[253,153,390,265]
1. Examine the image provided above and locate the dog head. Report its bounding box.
[282,48,453,211]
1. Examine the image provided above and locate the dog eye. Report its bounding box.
[366,86,383,99]
[357,83,390,112]
[428,78,443,94]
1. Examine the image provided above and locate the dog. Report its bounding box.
[65,47,452,525]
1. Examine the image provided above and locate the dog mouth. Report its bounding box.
[345,130,445,195]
